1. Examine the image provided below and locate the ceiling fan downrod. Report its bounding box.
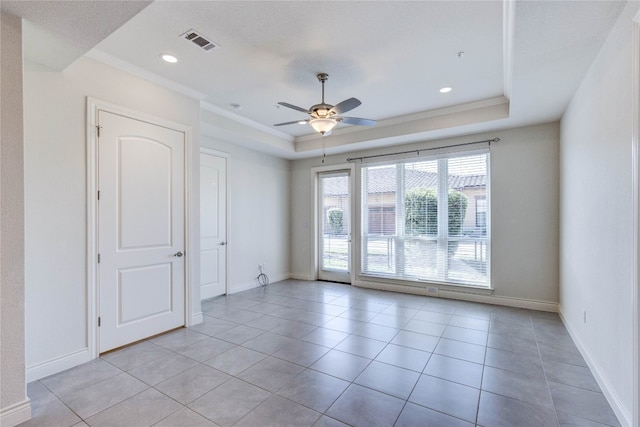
[317,73,329,104]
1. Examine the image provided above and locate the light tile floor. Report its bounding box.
[21,280,621,427]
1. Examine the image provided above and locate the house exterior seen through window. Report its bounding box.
[360,151,490,287]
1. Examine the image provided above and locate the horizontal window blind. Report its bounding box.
[361,150,490,287]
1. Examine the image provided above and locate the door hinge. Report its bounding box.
[96,125,102,138]
[97,253,101,263]
[98,316,101,327]
[97,190,100,200]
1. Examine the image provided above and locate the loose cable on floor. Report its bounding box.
[257,265,269,286]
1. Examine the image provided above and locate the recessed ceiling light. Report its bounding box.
[440,87,452,93]
[160,53,178,63]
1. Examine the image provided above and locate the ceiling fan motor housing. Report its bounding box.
[310,103,334,119]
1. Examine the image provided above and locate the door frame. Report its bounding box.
[633,10,640,427]
[311,163,356,284]
[200,147,229,298]
[86,98,193,359]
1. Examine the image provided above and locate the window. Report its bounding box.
[361,150,489,287]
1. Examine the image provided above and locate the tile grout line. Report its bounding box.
[530,313,561,427]
[26,281,619,427]
[473,307,491,427]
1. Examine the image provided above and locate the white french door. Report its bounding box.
[318,171,352,283]
[200,150,227,299]
[97,110,186,353]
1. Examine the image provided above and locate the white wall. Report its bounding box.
[291,122,559,310]
[23,56,201,379]
[559,2,639,425]
[0,11,31,427]
[200,136,290,294]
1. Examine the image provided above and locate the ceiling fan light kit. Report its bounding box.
[309,118,337,135]
[274,73,376,136]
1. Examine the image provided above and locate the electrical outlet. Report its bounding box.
[426,286,439,296]
[258,264,263,271]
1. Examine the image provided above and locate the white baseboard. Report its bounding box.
[355,279,559,312]
[439,290,559,312]
[0,399,31,427]
[559,309,632,427]
[190,311,204,326]
[228,280,261,294]
[26,348,91,383]
[289,273,315,281]
[201,284,225,300]
[228,273,291,294]
[265,273,291,284]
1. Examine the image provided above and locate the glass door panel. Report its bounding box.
[319,171,351,283]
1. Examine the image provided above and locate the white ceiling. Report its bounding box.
[1,0,152,70]
[3,0,627,158]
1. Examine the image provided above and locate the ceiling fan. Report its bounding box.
[274,73,376,136]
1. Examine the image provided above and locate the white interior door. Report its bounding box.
[318,171,352,283]
[98,110,185,353]
[200,152,227,299]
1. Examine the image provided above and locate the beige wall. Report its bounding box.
[0,11,30,426]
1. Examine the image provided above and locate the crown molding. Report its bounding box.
[200,101,293,141]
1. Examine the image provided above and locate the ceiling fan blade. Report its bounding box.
[278,102,310,113]
[329,97,361,115]
[274,119,309,126]
[338,116,376,126]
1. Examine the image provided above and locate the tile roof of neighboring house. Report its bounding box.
[367,167,487,193]
[449,173,486,189]
[322,167,486,195]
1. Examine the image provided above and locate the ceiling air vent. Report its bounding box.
[181,29,219,52]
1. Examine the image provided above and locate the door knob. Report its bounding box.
[219,242,226,246]
[174,251,184,257]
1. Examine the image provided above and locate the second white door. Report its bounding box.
[200,152,227,299]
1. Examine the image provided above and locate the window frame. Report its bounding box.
[359,148,491,289]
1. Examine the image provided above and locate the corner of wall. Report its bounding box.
[0,400,31,427]
[0,10,29,426]
[559,307,632,426]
